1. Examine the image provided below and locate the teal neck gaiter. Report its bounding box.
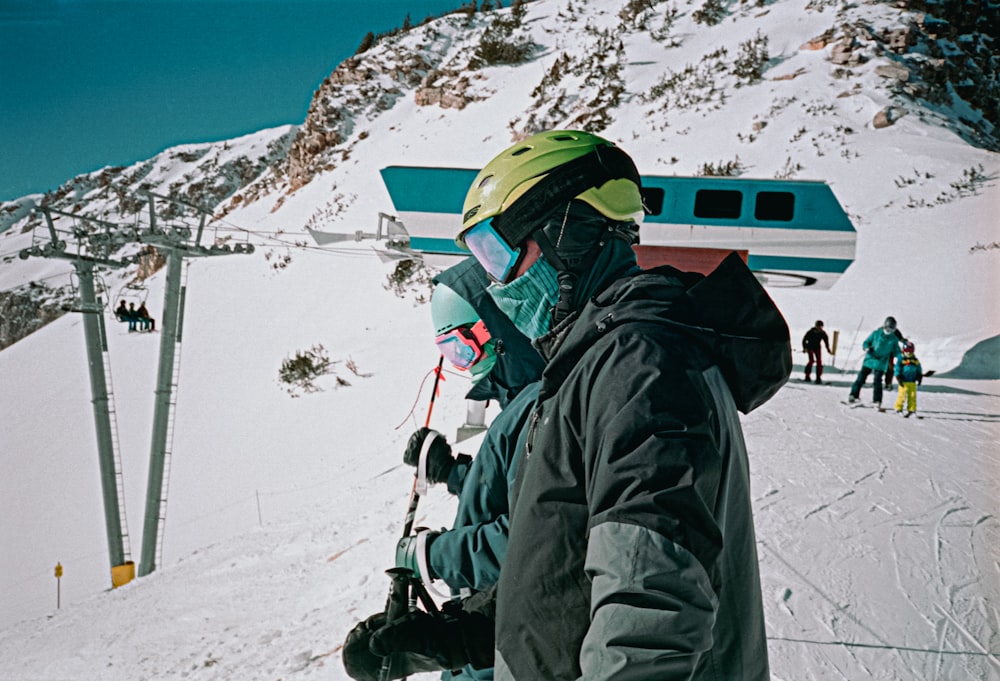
[488,256,560,340]
[468,340,498,385]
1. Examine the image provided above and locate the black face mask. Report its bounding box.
[535,200,636,271]
[527,200,639,326]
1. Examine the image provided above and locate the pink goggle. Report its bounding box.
[435,319,491,370]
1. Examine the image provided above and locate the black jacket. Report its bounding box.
[494,253,789,681]
[802,326,830,352]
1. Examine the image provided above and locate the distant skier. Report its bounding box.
[136,302,155,332]
[802,320,833,383]
[893,341,923,416]
[848,316,903,409]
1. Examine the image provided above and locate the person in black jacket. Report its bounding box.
[802,320,833,383]
[357,131,790,681]
[115,299,136,332]
[136,302,155,332]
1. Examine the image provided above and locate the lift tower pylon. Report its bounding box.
[22,196,254,584]
[136,191,254,577]
[23,207,135,586]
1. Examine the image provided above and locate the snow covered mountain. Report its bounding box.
[1,0,997,679]
[2,0,997,354]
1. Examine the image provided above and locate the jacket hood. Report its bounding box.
[433,258,545,407]
[535,252,791,414]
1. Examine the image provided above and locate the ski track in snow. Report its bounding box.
[0,306,997,681]
[751,381,1000,681]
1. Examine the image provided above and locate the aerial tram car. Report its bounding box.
[311,166,857,288]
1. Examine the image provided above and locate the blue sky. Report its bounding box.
[0,0,466,201]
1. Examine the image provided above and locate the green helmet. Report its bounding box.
[431,282,497,382]
[458,130,645,249]
[431,282,479,337]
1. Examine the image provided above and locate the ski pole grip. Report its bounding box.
[415,430,441,495]
[378,568,413,681]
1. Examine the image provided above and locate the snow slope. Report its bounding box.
[2,278,997,680]
[1,0,998,678]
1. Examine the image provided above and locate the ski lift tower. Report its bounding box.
[135,190,254,577]
[21,194,255,583]
[22,207,137,587]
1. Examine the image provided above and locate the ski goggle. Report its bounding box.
[464,220,524,284]
[435,319,491,370]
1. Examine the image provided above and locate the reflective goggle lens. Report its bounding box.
[437,335,479,369]
[464,221,521,284]
[435,320,491,370]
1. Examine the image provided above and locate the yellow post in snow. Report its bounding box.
[111,561,135,588]
[54,562,63,609]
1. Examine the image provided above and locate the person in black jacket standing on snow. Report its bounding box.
[802,319,833,383]
[351,130,791,681]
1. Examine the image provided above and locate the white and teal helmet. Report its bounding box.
[431,282,496,383]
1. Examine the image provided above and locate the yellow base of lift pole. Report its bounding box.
[111,561,136,588]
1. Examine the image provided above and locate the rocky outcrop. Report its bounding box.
[0,282,69,351]
[873,106,906,129]
[284,43,442,191]
[414,69,488,110]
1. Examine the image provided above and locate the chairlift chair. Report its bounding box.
[115,281,148,306]
[112,280,151,329]
[62,268,110,314]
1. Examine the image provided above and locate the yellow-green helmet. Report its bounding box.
[457,130,645,249]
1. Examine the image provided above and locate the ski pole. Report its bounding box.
[843,316,864,370]
[404,355,444,536]
[378,356,445,681]
[379,570,411,681]
[423,356,444,428]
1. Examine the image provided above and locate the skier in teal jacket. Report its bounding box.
[396,265,540,594]
[848,316,904,407]
[343,260,540,681]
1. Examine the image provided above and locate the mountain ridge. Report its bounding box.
[1,0,997,354]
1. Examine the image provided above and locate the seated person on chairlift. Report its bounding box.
[137,302,155,331]
[115,299,138,332]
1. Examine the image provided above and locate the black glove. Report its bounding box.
[370,598,496,671]
[403,427,455,485]
[342,611,443,681]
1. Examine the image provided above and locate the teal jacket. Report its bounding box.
[428,259,543,681]
[861,328,903,371]
[428,382,538,591]
[896,354,923,383]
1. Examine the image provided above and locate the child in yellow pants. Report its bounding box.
[893,341,923,416]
